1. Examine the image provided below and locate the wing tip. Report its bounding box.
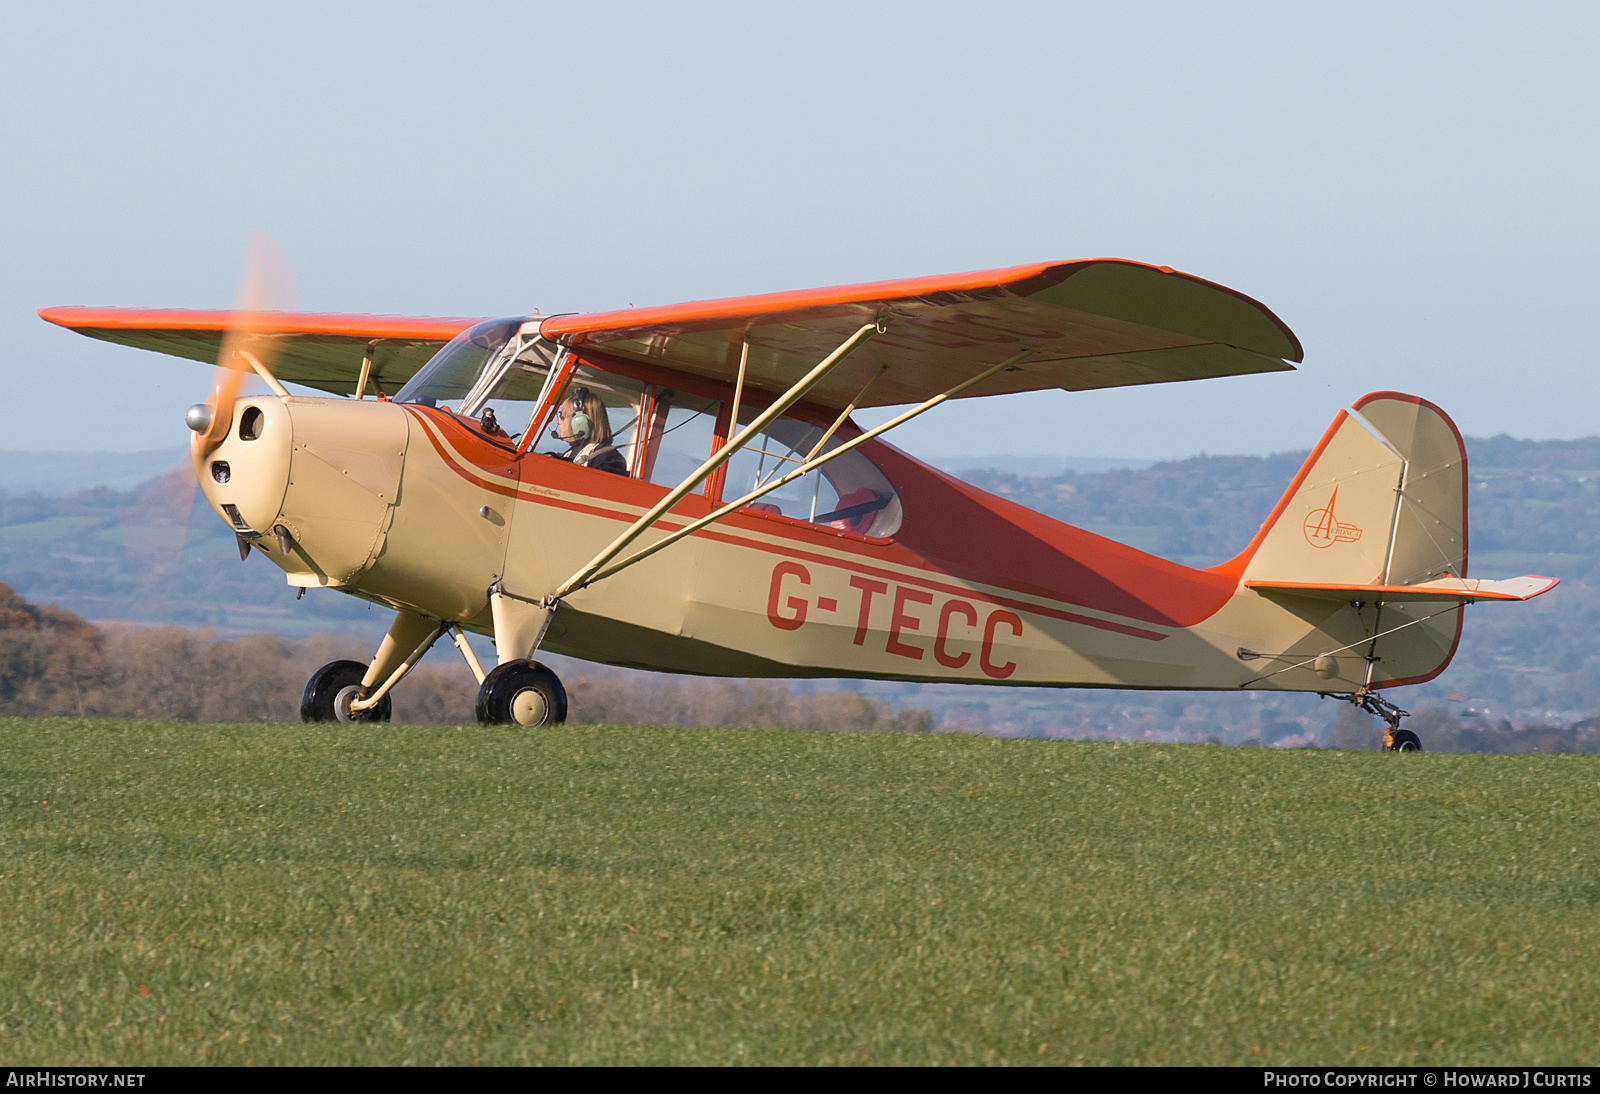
[36,306,486,341]
[38,306,85,329]
[1037,258,1306,364]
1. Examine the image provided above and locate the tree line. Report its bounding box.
[7,574,1596,751]
[0,583,933,731]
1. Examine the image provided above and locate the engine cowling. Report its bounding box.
[197,395,408,588]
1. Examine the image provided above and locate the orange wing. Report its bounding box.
[41,258,1300,408]
[37,307,484,396]
[541,258,1301,409]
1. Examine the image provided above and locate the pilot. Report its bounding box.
[553,386,628,475]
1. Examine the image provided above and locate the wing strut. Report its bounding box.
[355,341,377,399]
[550,322,882,600]
[237,349,291,399]
[566,348,1036,594]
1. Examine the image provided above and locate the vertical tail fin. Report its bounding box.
[1230,392,1470,690]
[1240,392,1467,587]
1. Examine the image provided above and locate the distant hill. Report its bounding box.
[0,468,380,638]
[927,454,1154,478]
[2,434,1597,743]
[0,448,189,495]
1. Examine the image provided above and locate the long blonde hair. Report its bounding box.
[569,387,613,447]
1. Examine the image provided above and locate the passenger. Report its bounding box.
[552,386,628,475]
[820,487,888,533]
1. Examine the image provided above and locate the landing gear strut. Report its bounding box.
[1320,687,1419,751]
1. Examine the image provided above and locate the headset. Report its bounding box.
[552,386,594,443]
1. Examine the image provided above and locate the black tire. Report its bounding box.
[475,660,567,726]
[1387,728,1423,752]
[301,659,392,723]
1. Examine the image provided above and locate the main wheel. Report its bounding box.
[476,660,567,726]
[301,659,392,723]
[1387,728,1423,752]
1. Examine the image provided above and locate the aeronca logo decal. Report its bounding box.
[1302,487,1362,549]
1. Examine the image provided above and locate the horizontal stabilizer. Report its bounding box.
[1246,575,1559,603]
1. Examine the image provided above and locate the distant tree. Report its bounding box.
[0,583,103,716]
[1325,705,1382,751]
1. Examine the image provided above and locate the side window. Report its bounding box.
[477,340,558,443]
[539,366,644,477]
[722,411,902,537]
[536,369,720,489]
[642,389,720,489]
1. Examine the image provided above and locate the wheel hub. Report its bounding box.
[510,687,547,726]
[333,684,365,722]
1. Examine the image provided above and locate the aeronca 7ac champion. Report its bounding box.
[41,258,1558,750]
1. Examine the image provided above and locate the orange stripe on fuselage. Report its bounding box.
[414,406,1240,629]
[407,408,522,499]
[405,407,1171,642]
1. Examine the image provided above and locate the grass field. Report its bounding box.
[2,719,1598,1065]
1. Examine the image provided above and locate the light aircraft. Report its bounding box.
[41,258,1557,749]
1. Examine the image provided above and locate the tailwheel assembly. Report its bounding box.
[476,660,568,726]
[1387,728,1423,752]
[1320,687,1418,752]
[301,659,393,723]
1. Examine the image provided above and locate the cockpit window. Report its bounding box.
[722,411,902,537]
[394,318,521,408]
[394,317,561,443]
[538,366,646,476]
[642,390,720,489]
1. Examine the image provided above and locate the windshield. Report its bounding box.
[394,317,523,408]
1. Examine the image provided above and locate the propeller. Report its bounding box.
[95,234,295,627]
[187,231,296,481]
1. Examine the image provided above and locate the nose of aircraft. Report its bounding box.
[195,395,293,542]
[195,395,409,587]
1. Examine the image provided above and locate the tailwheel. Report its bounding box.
[1386,728,1423,752]
[301,659,392,723]
[476,660,567,726]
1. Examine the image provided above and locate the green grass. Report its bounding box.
[2,720,1599,1065]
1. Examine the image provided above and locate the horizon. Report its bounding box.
[3,427,1595,498]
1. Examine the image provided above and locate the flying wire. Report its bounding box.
[1397,491,1465,580]
[1238,603,1464,687]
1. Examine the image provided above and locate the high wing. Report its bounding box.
[36,307,483,396]
[39,258,1300,407]
[540,258,1302,409]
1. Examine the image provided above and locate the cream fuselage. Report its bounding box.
[197,394,1457,694]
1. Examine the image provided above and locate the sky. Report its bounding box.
[2,1,1596,460]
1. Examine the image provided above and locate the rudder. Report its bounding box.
[1241,392,1467,587]
[1352,391,1468,585]
[1232,392,1470,691]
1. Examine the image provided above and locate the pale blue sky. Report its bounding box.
[3,1,1595,459]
